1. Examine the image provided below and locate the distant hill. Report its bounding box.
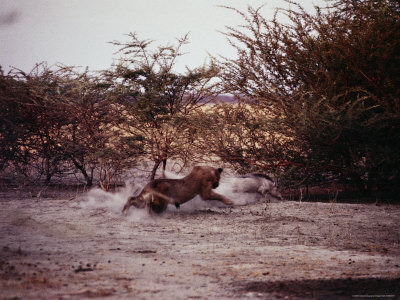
[200,94,237,104]
[215,94,236,103]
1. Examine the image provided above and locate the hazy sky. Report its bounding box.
[0,0,322,74]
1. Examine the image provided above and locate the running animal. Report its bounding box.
[232,173,283,200]
[122,166,233,214]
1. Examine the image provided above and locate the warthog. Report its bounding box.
[232,173,283,201]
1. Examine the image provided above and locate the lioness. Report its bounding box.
[122,166,233,214]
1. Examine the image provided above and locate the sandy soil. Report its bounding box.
[0,183,399,299]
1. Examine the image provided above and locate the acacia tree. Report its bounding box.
[108,33,221,179]
[217,0,400,197]
[0,67,31,172]
[0,64,136,187]
[54,68,113,186]
[45,66,140,188]
[0,64,72,183]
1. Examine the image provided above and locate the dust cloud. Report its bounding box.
[78,170,265,217]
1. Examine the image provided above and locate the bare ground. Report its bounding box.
[0,186,399,299]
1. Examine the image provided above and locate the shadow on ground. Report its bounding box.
[237,277,400,299]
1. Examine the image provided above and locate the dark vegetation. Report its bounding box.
[1,0,399,201]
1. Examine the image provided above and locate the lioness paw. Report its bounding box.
[224,199,234,205]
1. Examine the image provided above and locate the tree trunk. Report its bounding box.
[70,157,92,186]
[162,158,167,178]
[98,158,110,191]
[45,173,52,185]
[44,158,52,185]
[150,160,161,181]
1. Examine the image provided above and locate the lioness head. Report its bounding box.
[212,168,223,189]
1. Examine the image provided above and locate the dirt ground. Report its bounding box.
[0,184,399,299]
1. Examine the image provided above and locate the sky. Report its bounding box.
[0,0,323,74]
